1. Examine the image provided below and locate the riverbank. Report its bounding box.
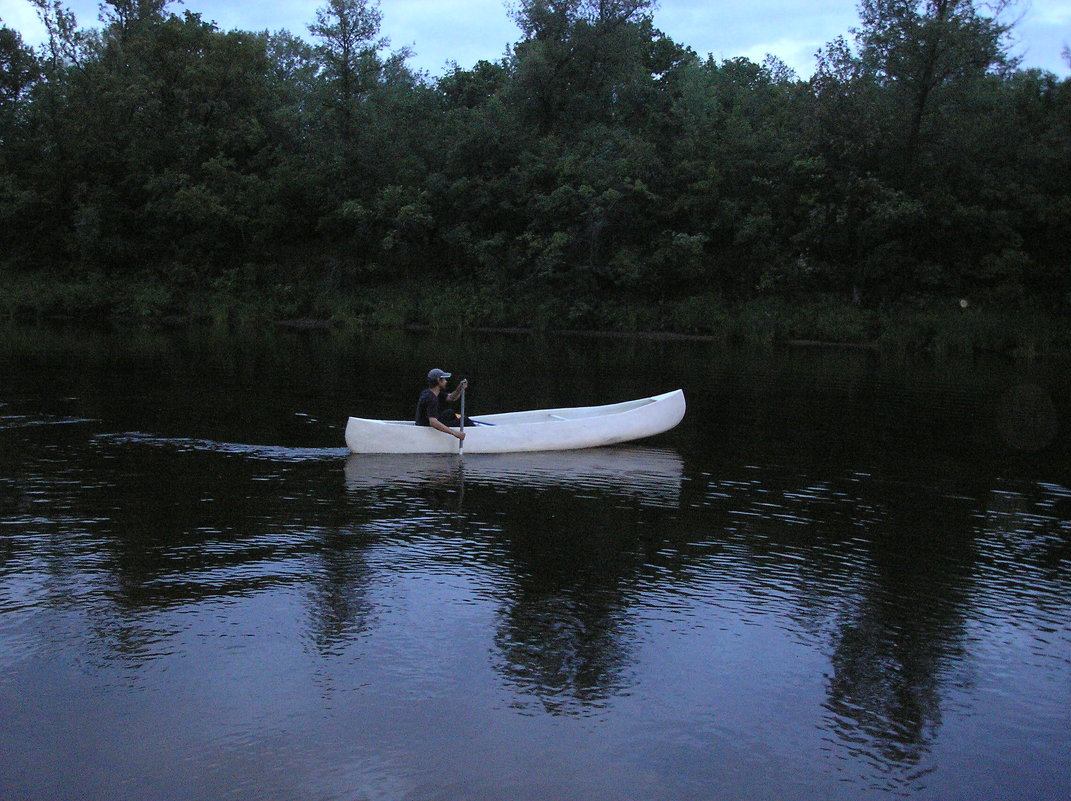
[2,269,1067,357]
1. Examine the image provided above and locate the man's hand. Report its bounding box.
[457,430,466,442]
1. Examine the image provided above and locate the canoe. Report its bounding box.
[344,389,686,454]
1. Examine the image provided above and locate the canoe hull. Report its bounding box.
[344,389,686,454]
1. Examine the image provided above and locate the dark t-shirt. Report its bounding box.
[415,388,441,426]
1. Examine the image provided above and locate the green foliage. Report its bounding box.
[0,27,39,112]
[0,0,1068,353]
[876,301,1071,357]
[308,0,386,110]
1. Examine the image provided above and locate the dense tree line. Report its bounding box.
[1,0,1069,313]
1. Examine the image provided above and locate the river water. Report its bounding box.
[1,323,1068,801]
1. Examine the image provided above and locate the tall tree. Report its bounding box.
[0,27,38,112]
[29,0,88,69]
[99,0,171,36]
[507,0,657,133]
[854,0,1017,166]
[308,0,385,111]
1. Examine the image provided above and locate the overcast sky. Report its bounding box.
[2,0,1068,78]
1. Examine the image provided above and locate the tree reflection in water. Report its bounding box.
[343,448,685,716]
[3,321,1070,801]
[819,486,976,787]
[489,496,651,716]
[666,465,988,790]
[494,589,633,716]
[304,530,376,656]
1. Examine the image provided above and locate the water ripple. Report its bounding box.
[96,432,348,462]
[0,414,98,431]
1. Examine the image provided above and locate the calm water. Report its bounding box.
[1,323,1068,801]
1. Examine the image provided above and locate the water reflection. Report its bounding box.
[343,447,684,508]
[493,584,634,716]
[305,530,375,655]
[2,323,1070,801]
[676,467,992,789]
[342,447,684,714]
[488,496,661,717]
[4,418,1066,767]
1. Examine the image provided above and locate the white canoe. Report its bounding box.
[344,389,686,454]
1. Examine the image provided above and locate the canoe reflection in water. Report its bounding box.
[344,446,684,509]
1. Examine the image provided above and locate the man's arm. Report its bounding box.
[445,378,469,403]
[429,416,465,440]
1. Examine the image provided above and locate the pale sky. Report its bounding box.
[1,0,1068,78]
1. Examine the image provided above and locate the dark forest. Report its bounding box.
[2,0,1068,349]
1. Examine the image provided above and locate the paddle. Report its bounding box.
[459,385,466,454]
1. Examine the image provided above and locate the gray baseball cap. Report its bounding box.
[427,368,452,380]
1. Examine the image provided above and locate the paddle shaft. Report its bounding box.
[459,386,466,454]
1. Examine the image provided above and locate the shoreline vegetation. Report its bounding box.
[2,0,1069,360]
[2,270,1067,358]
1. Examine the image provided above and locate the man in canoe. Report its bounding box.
[416,368,469,442]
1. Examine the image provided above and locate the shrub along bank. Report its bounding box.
[2,269,1066,358]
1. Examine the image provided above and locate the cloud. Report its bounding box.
[1030,0,1071,26]
[379,0,518,71]
[653,0,855,76]
[0,0,41,33]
